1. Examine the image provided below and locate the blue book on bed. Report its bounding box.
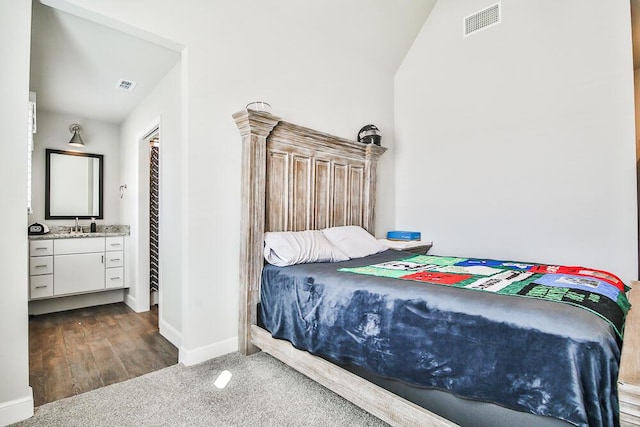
[386,230,421,241]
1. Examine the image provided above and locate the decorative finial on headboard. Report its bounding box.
[233,109,281,139]
[357,124,382,146]
[246,101,271,113]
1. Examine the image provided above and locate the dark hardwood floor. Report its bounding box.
[29,303,178,406]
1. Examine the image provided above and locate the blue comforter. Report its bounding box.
[260,250,622,427]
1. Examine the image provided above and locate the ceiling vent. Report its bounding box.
[116,79,137,92]
[464,3,501,37]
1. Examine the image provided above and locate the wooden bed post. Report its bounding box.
[234,109,281,355]
[362,145,384,235]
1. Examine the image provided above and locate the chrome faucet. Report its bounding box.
[70,217,85,233]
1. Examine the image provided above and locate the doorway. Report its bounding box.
[147,129,161,308]
[27,0,182,406]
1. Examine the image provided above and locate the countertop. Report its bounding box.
[28,224,130,240]
[29,232,129,240]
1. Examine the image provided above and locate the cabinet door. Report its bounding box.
[54,253,105,296]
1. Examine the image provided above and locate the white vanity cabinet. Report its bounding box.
[28,235,128,301]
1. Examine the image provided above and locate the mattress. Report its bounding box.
[260,250,626,427]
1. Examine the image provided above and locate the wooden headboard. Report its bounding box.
[233,109,386,354]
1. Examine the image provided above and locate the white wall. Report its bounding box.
[395,0,638,283]
[0,0,34,424]
[635,68,640,161]
[30,111,121,226]
[119,62,182,345]
[46,0,410,365]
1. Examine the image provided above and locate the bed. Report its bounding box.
[233,108,640,427]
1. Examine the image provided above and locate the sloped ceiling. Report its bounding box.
[30,0,181,124]
[30,0,437,124]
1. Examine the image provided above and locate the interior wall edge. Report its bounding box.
[38,0,184,52]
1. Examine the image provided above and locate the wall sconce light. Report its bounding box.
[68,123,85,147]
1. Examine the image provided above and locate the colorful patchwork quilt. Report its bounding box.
[340,254,630,339]
[261,251,627,426]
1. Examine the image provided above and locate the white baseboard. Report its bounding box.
[0,387,34,426]
[159,318,182,348]
[123,292,148,313]
[29,291,124,315]
[124,292,136,311]
[178,336,238,366]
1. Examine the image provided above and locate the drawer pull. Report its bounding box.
[110,243,121,247]
[110,258,121,262]
[35,247,48,250]
[35,285,48,289]
[110,277,121,280]
[35,264,48,268]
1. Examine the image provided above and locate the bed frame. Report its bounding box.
[233,108,640,426]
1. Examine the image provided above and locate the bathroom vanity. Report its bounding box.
[28,228,129,315]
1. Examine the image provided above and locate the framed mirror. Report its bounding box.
[45,149,104,219]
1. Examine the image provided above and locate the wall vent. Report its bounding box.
[464,3,501,37]
[116,79,137,92]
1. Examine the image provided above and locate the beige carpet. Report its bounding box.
[13,351,387,427]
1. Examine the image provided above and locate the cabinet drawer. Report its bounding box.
[55,238,105,255]
[106,267,124,289]
[29,240,53,256]
[30,256,53,275]
[106,251,124,268]
[106,236,124,251]
[30,275,53,299]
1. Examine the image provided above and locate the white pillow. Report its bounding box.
[321,226,388,259]
[264,230,349,267]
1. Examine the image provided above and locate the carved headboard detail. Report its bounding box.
[265,120,386,233]
[234,109,387,354]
